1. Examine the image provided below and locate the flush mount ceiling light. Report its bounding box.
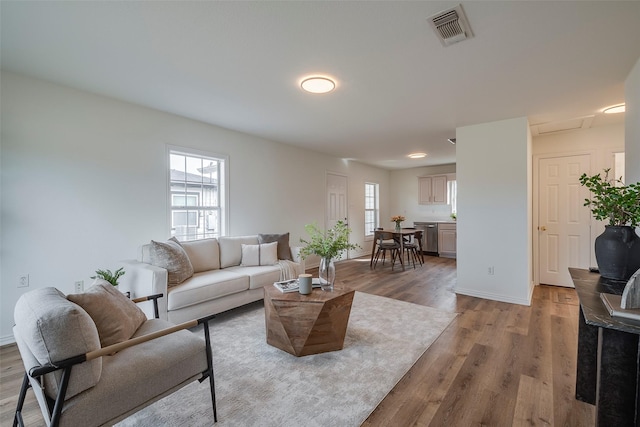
[408,152,427,159]
[300,76,336,94]
[603,104,625,114]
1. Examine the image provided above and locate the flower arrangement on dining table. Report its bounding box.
[391,215,406,229]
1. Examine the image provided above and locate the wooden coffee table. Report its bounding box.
[263,284,355,357]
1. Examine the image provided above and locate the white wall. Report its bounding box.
[626,57,640,185]
[0,72,388,343]
[389,164,456,224]
[456,117,533,305]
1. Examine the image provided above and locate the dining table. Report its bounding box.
[369,228,418,270]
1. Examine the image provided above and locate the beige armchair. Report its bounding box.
[12,283,217,427]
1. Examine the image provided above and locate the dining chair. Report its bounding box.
[413,230,424,263]
[372,230,401,270]
[403,230,423,268]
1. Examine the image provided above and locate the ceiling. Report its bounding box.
[1,1,638,170]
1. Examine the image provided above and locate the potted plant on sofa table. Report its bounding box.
[579,169,640,280]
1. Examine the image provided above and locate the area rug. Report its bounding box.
[117,291,457,427]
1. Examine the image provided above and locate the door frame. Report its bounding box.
[532,150,592,287]
[326,171,350,260]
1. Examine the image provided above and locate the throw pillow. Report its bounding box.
[241,242,278,266]
[178,238,221,273]
[67,280,147,347]
[148,239,194,285]
[258,232,292,260]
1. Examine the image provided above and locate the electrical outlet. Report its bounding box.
[74,280,84,293]
[18,275,29,288]
[488,266,495,275]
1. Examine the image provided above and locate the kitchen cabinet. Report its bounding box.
[418,175,447,204]
[438,223,457,258]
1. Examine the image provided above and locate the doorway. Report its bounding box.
[537,154,591,287]
[326,172,349,260]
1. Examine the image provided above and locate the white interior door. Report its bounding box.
[326,173,348,260]
[538,155,591,287]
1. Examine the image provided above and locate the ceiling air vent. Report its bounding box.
[428,5,473,47]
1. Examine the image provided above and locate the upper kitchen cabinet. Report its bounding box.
[418,175,447,204]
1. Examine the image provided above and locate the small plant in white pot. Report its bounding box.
[91,267,125,288]
[579,169,640,280]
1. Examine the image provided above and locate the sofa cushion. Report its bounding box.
[148,239,194,285]
[55,318,208,427]
[258,233,292,261]
[241,242,278,266]
[167,270,250,311]
[68,280,148,347]
[218,235,258,268]
[178,238,220,273]
[14,287,102,400]
[226,265,283,290]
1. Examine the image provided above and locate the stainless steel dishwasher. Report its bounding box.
[413,222,438,255]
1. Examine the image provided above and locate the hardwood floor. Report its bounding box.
[0,255,595,426]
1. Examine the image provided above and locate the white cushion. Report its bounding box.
[218,235,258,268]
[241,242,278,266]
[167,270,249,311]
[178,238,220,273]
[226,265,283,290]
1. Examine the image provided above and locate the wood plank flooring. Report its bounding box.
[0,255,595,426]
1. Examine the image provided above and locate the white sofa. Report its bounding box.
[120,234,304,324]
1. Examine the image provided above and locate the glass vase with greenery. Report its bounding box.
[300,221,360,290]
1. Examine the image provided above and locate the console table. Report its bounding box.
[570,268,639,426]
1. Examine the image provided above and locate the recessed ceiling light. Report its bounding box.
[408,152,427,159]
[300,76,336,94]
[603,104,625,114]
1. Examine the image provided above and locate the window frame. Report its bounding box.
[448,179,457,214]
[167,146,229,240]
[364,182,380,239]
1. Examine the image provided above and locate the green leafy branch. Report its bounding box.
[579,169,640,228]
[299,220,361,260]
[91,267,125,286]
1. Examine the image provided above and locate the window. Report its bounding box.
[169,149,227,241]
[448,180,457,214]
[364,182,379,237]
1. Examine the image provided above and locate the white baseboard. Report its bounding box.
[0,334,16,346]
[455,287,532,306]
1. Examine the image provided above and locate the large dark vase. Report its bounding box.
[595,226,640,280]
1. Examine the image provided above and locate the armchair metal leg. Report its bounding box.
[13,373,29,427]
[49,366,73,427]
[201,319,218,423]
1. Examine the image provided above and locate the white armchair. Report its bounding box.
[12,283,217,427]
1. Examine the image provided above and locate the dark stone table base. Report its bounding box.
[571,268,640,427]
